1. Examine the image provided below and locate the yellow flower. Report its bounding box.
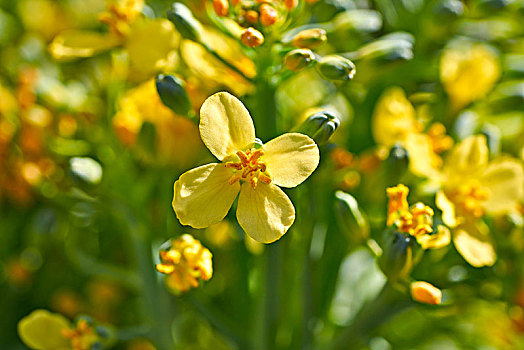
[50,0,178,80]
[372,87,451,179]
[436,135,524,267]
[387,184,450,250]
[18,310,99,350]
[173,92,320,243]
[156,234,213,293]
[440,43,501,111]
[410,281,442,305]
[112,79,203,167]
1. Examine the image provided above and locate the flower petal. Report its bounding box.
[199,92,255,160]
[436,191,459,228]
[481,159,524,214]
[453,222,496,267]
[263,133,320,188]
[236,183,295,243]
[417,225,450,250]
[49,30,122,60]
[18,309,71,350]
[173,163,240,228]
[445,135,488,180]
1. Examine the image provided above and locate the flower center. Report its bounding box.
[448,182,488,219]
[387,184,434,237]
[61,319,97,350]
[225,149,271,188]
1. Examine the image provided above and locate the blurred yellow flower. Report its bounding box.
[112,79,203,167]
[372,87,452,179]
[50,0,178,80]
[18,310,98,350]
[387,184,450,250]
[172,92,320,243]
[436,135,524,267]
[156,234,213,293]
[410,281,442,305]
[440,43,501,111]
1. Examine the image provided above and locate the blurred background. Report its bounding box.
[1,0,524,349]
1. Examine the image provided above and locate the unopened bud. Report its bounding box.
[245,10,259,24]
[284,49,316,71]
[156,74,192,117]
[241,27,264,47]
[378,229,423,281]
[316,55,356,81]
[411,281,442,305]
[295,111,340,145]
[291,28,327,49]
[167,3,203,42]
[335,191,370,245]
[259,4,278,26]
[356,34,414,63]
[212,0,229,16]
[385,143,409,186]
[284,0,298,9]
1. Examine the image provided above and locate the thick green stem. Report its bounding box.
[331,282,413,350]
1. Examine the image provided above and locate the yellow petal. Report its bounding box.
[49,30,122,60]
[436,191,459,228]
[481,159,524,214]
[125,19,179,80]
[410,281,442,305]
[173,163,240,228]
[453,222,496,267]
[18,309,71,350]
[371,87,418,147]
[445,135,488,180]
[263,133,320,188]
[417,225,451,250]
[199,92,256,160]
[236,183,295,243]
[404,133,441,179]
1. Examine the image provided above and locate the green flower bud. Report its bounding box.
[294,111,340,145]
[378,229,423,282]
[356,33,414,63]
[290,28,327,49]
[385,143,409,186]
[284,49,316,71]
[334,191,370,245]
[167,3,203,42]
[316,55,356,81]
[333,9,382,34]
[155,74,191,117]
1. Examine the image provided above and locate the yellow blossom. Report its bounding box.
[112,79,203,167]
[50,1,178,80]
[372,87,450,179]
[172,92,320,243]
[410,281,442,305]
[440,43,501,111]
[155,234,213,293]
[436,135,524,267]
[18,310,100,350]
[387,184,450,250]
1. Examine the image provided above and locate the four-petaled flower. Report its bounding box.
[436,135,524,267]
[172,92,320,243]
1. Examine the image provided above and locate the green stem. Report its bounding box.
[331,282,413,350]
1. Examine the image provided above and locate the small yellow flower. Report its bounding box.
[436,135,524,267]
[440,43,501,111]
[387,184,450,250]
[410,281,442,305]
[18,310,99,350]
[112,79,203,167]
[372,87,449,179]
[173,92,320,243]
[156,234,213,293]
